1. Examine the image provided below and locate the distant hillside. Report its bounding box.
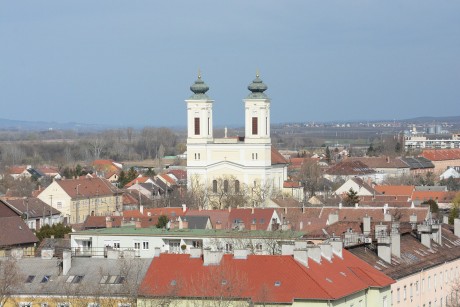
[403,116,460,123]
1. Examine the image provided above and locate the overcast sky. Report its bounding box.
[1,1,459,128]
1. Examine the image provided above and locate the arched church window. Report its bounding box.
[224,180,229,193]
[212,180,217,193]
[235,180,240,193]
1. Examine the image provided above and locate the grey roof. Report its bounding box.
[182,215,210,229]
[1,197,61,218]
[400,157,434,169]
[189,74,210,100]
[414,185,447,192]
[13,257,152,297]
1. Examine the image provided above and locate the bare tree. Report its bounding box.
[0,258,23,306]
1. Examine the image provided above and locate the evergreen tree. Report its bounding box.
[449,204,459,225]
[344,188,360,207]
[156,215,169,228]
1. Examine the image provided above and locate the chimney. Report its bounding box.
[328,212,339,225]
[455,219,460,238]
[295,240,307,250]
[319,243,333,261]
[417,222,432,249]
[281,242,295,255]
[169,220,175,229]
[182,204,187,213]
[293,248,308,267]
[363,215,371,236]
[375,224,392,263]
[302,205,305,213]
[443,215,449,224]
[410,213,418,230]
[228,206,232,212]
[251,207,255,214]
[250,221,257,231]
[203,248,224,266]
[384,212,392,222]
[215,221,222,230]
[154,247,161,257]
[355,203,359,209]
[330,238,343,258]
[135,218,142,229]
[140,205,144,215]
[189,247,201,258]
[181,218,188,229]
[307,244,322,264]
[299,221,304,230]
[391,222,401,258]
[106,216,112,228]
[63,249,71,275]
[234,249,250,259]
[41,248,54,259]
[284,207,287,215]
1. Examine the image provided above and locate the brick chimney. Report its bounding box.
[181,218,188,229]
[250,221,257,231]
[106,216,112,228]
[135,218,142,229]
[215,221,222,230]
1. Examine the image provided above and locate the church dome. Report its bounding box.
[189,72,210,99]
[247,72,268,99]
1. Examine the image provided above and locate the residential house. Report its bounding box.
[37,177,123,224]
[7,165,32,179]
[0,197,62,230]
[348,218,460,307]
[137,241,394,306]
[420,149,460,174]
[70,226,302,258]
[334,177,377,197]
[399,156,435,175]
[0,216,39,257]
[5,251,151,307]
[440,167,460,180]
[348,156,411,178]
[324,160,378,183]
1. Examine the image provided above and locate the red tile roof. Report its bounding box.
[421,149,460,161]
[229,208,276,230]
[348,157,408,169]
[167,169,187,181]
[271,147,288,165]
[374,185,414,196]
[55,177,121,198]
[124,176,152,188]
[138,251,394,303]
[8,166,28,174]
[283,181,302,188]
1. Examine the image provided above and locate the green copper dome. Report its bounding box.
[189,72,210,100]
[247,72,268,99]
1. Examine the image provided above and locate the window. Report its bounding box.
[134,242,141,250]
[41,275,51,283]
[252,117,258,135]
[223,180,229,193]
[194,117,200,135]
[19,303,32,307]
[416,281,419,293]
[118,304,131,307]
[404,286,407,300]
[256,243,263,252]
[57,201,62,209]
[225,243,233,252]
[113,241,120,249]
[41,304,49,307]
[73,275,84,283]
[192,240,202,248]
[397,288,400,302]
[143,241,149,250]
[88,304,100,307]
[428,276,431,289]
[57,303,70,307]
[212,180,217,193]
[235,180,240,193]
[207,117,210,135]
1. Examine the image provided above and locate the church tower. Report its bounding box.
[244,73,271,144]
[185,72,214,144]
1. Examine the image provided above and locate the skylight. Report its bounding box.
[171,280,177,286]
[41,275,51,283]
[274,281,281,287]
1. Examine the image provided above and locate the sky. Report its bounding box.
[1,1,459,128]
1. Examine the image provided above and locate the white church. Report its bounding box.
[185,73,288,204]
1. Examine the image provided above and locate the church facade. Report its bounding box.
[186,73,288,207]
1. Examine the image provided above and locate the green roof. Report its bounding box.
[73,227,303,239]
